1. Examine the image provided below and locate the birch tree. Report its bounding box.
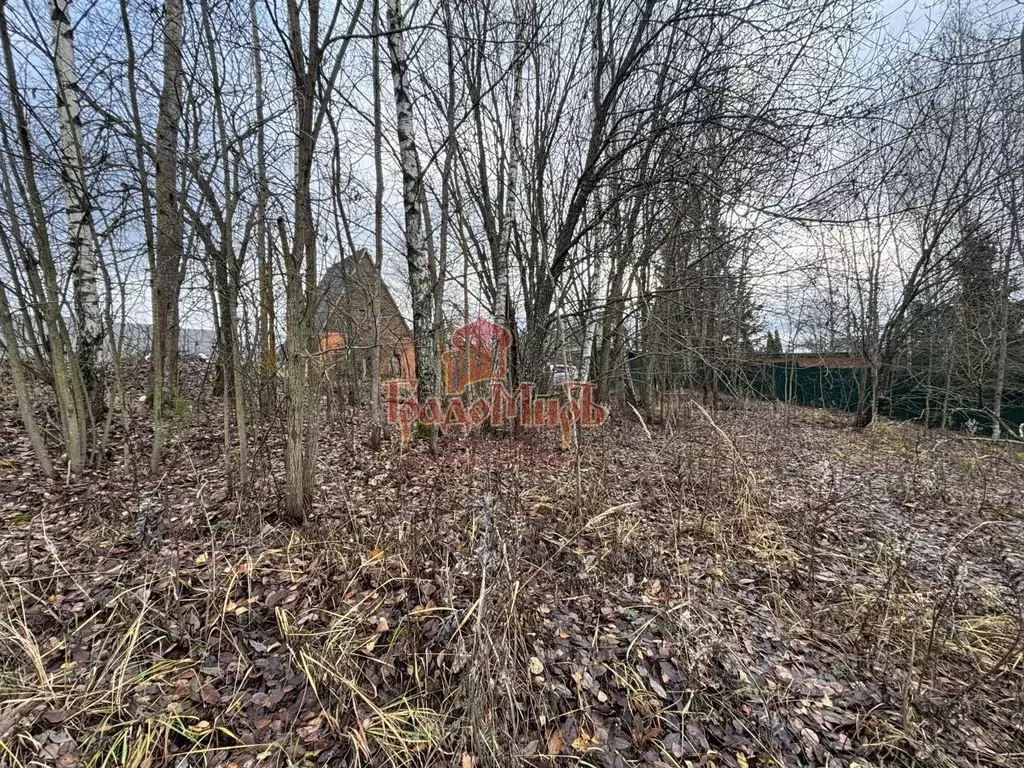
[387,0,437,412]
[50,0,104,430]
[0,0,90,472]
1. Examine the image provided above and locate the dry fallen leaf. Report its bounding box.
[297,715,323,741]
[198,683,221,705]
[547,728,564,755]
[571,733,597,753]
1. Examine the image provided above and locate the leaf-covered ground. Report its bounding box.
[1,364,1023,767]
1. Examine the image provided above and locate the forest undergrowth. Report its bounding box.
[1,362,1023,767]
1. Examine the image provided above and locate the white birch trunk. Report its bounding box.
[50,0,103,422]
[387,0,436,400]
[0,2,88,471]
[497,0,526,332]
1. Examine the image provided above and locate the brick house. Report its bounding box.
[316,251,416,390]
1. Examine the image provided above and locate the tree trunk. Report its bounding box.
[596,259,626,400]
[151,0,184,472]
[580,254,605,382]
[869,360,879,425]
[284,0,319,522]
[940,346,952,430]
[992,194,1016,438]
[387,0,437,411]
[368,0,385,448]
[199,0,247,487]
[250,0,276,414]
[0,1,89,472]
[497,0,526,334]
[279,0,363,518]
[0,265,53,477]
[117,0,156,305]
[50,0,104,435]
[417,166,444,393]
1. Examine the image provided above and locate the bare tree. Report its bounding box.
[0,245,52,476]
[279,0,364,521]
[0,0,91,472]
[50,0,104,434]
[151,0,184,471]
[250,0,276,415]
[386,0,437,416]
[368,0,386,448]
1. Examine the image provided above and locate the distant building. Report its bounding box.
[316,251,415,385]
[114,321,216,360]
[754,351,867,369]
[1,318,215,360]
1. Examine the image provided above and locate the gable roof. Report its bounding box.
[315,250,411,338]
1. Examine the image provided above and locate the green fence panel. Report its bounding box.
[738,364,1023,437]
